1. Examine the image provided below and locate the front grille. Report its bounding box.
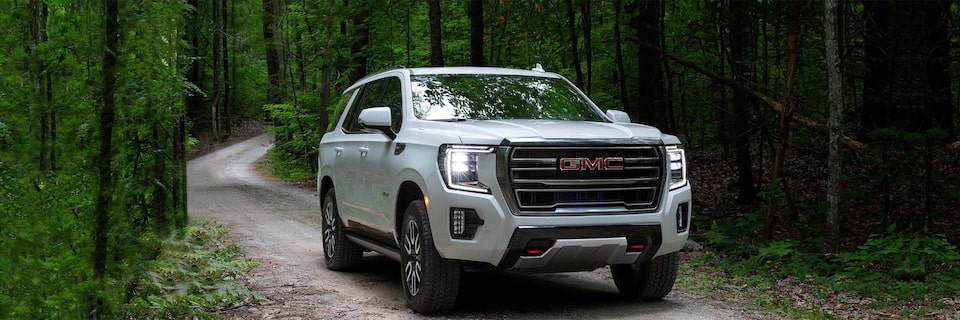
[508,146,663,214]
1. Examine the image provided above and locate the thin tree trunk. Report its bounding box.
[468,0,484,66]
[222,0,231,135]
[349,0,370,83]
[213,0,223,138]
[613,0,629,112]
[95,0,119,315]
[824,0,842,255]
[729,0,757,204]
[320,0,335,135]
[428,0,444,67]
[762,0,800,240]
[264,0,281,105]
[582,0,592,94]
[630,0,664,126]
[30,0,50,173]
[565,0,583,88]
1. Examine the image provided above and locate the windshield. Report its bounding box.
[410,74,605,121]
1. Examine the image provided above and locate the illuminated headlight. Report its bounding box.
[439,145,495,193]
[667,146,687,190]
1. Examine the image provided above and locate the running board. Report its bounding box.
[346,233,401,261]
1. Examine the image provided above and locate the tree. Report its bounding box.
[94,0,120,314]
[213,0,223,137]
[565,0,584,89]
[263,0,281,105]
[468,0,483,66]
[823,0,842,254]
[727,0,758,204]
[428,0,443,66]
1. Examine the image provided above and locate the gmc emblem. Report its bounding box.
[559,157,624,171]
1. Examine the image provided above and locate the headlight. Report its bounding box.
[667,146,687,190]
[439,145,495,193]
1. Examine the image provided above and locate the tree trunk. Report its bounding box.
[565,0,583,89]
[222,0,231,135]
[468,0,484,66]
[263,0,281,105]
[320,0,335,135]
[762,0,800,240]
[349,0,370,83]
[187,0,203,118]
[824,0,842,255]
[213,0,223,138]
[30,0,50,173]
[628,0,664,126]
[428,0,444,67]
[924,0,953,134]
[582,0,592,95]
[728,0,757,204]
[613,0,629,112]
[95,0,119,314]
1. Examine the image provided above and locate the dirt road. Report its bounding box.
[188,134,758,319]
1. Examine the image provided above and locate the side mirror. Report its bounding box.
[606,109,631,123]
[359,106,396,139]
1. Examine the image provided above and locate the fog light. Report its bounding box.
[450,208,483,240]
[522,239,555,256]
[627,238,647,252]
[677,202,690,233]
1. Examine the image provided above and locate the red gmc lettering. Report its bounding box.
[559,157,624,171]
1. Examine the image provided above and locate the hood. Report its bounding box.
[417,119,669,145]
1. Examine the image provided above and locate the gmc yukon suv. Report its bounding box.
[317,66,691,313]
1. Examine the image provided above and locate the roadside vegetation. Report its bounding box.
[3,0,959,317]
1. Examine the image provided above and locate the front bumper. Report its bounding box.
[426,168,691,272]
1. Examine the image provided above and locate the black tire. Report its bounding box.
[400,200,461,314]
[321,189,363,270]
[610,252,680,301]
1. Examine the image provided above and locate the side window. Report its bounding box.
[327,89,356,132]
[341,76,404,134]
[380,78,403,132]
[343,79,387,133]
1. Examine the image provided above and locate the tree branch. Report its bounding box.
[642,42,868,152]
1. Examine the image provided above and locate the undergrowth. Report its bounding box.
[682,224,960,318]
[126,223,264,318]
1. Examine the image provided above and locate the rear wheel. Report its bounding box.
[610,252,680,301]
[401,200,460,313]
[321,189,363,270]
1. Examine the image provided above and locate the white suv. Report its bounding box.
[317,66,691,313]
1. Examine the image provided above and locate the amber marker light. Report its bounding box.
[423,194,430,209]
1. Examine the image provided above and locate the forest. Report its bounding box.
[1,0,958,317]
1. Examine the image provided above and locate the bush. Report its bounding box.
[264,103,319,182]
[126,224,264,318]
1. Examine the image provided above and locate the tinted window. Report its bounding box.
[410,74,603,121]
[327,89,356,132]
[343,79,387,133]
[381,78,403,132]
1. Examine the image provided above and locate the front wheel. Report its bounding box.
[610,252,680,301]
[400,200,460,314]
[321,188,363,270]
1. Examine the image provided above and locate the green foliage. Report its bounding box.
[126,224,264,318]
[840,232,960,293]
[264,103,320,182]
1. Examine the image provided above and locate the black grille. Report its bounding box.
[508,146,663,213]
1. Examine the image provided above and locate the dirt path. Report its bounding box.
[188,134,760,319]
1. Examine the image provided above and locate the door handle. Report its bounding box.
[359,146,369,157]
[334,147,344,157]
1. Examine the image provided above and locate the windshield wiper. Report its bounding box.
[429,117,468,122]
